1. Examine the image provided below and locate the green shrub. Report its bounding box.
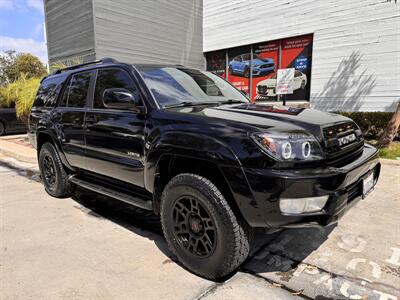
[337,112,397,140]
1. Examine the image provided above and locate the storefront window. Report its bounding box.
[205,50,226,79]
[205,34,313,102]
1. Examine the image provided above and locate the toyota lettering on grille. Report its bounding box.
[338,133,356,147]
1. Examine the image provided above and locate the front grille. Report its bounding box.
[260,63,274,68]
[323,122,357,140]
[322,122,364,166]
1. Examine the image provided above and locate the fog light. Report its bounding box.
[279,196,329,214]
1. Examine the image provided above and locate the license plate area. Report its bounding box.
[362,171,374,198]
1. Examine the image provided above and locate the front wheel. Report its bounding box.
[244,67,250,78]
[161,173,251,280]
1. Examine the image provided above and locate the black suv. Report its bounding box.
[29,58,380,280]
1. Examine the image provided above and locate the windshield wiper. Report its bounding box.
[218,99,247,105]
[164,101,219,108]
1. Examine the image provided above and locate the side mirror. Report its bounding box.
[102,88,140,110]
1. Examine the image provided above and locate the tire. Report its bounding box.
[161,173,251,280]
[229,66,233,76]
[0,121,5,136]
[39,142,71,198]
[244,67,250,78]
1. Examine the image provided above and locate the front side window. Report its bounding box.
[61,71,92,108]
[242,54,251,61]
[139,67,249,108]
[94,68,140,109]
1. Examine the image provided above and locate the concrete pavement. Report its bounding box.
[0,159,301,300]
[0,153,399,299]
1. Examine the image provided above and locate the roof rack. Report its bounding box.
[53,57,118,74]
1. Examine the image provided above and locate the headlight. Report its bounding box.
[251,132,324,161]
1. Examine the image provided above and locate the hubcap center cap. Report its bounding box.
[189,216,203,234]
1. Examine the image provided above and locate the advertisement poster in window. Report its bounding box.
[206,50,226,79]
[280,34,313,101]
[252,40,279,102]
[227,46,251,96]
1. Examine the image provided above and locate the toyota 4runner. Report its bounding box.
[29,58,380,280]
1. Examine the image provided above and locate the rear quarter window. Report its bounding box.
[34,75,66,107]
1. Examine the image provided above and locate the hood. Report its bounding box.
[165,103,352,140]
[258,78,276,87]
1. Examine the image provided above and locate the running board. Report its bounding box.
[68,175,153,211]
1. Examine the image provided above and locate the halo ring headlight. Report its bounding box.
[302,141,311,159]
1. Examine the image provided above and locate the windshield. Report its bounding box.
[138,67,249,107]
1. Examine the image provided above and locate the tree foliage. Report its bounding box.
[0,50,47,86]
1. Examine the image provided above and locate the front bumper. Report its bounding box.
[242,144,380,228]
[253,66,275,76]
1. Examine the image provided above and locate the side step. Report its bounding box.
[68,175,153,211]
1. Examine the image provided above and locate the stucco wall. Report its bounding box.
[204,0,400,112]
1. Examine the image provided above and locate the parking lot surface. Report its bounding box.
[1,157,399,299]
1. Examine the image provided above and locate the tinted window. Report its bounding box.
[94,69,140,109]
[242,54,251,61]
[34,76,65,107]
[61,72,92,108]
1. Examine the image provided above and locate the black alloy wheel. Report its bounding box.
[172,196,217,258]
[161,173,251,280]
[42,153,56,189]
[39,142,71,198]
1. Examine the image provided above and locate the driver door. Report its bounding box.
[84,67,146,187]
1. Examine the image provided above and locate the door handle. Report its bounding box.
[85,114,98,124]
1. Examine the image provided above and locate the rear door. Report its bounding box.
[84,67,146,187]
[54,70,94,169]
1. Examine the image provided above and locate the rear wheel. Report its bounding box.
[39,142,71,198]
[161,173,251,280]
[0,121,5,136]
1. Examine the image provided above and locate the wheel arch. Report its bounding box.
[36,130,74,171]
[152,154,248,225]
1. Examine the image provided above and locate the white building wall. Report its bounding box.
[204,0,400,112]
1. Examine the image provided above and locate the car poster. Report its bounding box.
[280,34,313,101]
[205,34,313,103]
[252,40,279,102]
[227,46,251,97]
[206,50,226,79]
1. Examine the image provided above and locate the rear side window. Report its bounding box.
[60,71,92,108]
[93,68,140,109]
[34,76,65,107]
